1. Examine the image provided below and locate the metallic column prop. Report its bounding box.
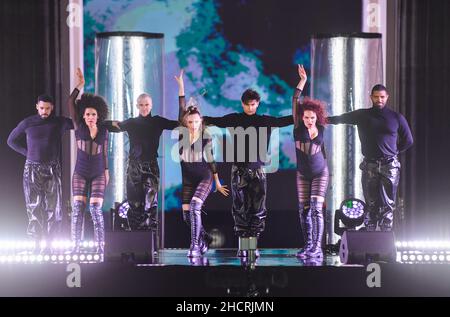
[310,33,383,244]
[95,32,165,246]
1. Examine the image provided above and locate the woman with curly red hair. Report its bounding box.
[292,65,329,260]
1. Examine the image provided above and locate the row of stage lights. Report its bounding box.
[398,252,450,264]
[0,253,102,264]
[0,240,98,252]
[396,240,450,264]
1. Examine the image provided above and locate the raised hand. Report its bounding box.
[76,67,85,90]
[174,69,185,96]
[174,69,184,87]
[298,64,307,82]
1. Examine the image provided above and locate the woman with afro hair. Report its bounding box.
[68,68,109,255]
[292,65,329,260]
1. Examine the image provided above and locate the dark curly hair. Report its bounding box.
[75,93,109,124]
[297,97,328,127]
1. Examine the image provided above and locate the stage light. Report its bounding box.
[118,201,130,218]
[334,198,366,236]
[112,201,132,231]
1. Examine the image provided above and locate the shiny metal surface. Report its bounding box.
[311,33,383,244]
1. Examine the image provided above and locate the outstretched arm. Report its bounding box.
[175,70,186,122]
[104,120,122,133]
[327,110,361,125]
[293,64,307,127]
[68,67,85,128]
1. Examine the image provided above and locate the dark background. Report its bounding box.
[1,0,450,247]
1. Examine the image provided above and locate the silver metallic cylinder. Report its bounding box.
[310,33,383,244]
[95,32,165,213]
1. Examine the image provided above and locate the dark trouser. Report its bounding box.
[23,160,62,240]
[231,165,267,237]
[126,159,159,230]
[360,157,401,231]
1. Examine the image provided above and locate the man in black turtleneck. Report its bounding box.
[106,94,178,230]
[328,84,413,231]
[7,94,73,249]
[203,89,293,257]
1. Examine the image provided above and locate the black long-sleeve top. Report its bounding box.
[328,106,413,159]
[202,110,293,168]
[7,114,73,163]
[105,114,178,162]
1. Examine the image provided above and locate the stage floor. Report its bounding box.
[1,248,450,297]
[152,248,342,267]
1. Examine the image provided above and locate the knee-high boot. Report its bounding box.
[71,200,85,253]
[296,203,313,258]
[183,208,211,255]
[90,202,105,254]
[306,199,324,258]
[187,200,204,257]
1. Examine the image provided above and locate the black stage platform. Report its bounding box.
[1,248,450,297]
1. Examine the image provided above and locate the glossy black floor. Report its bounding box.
[1,248,450,296]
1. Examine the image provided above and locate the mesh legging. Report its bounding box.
[296,166,329,204]
[182,177,213,205]
[72,172,106,198]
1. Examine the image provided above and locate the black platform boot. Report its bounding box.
[71,200,85,253]
[296,203,312,258]
[90,202,105,254]
[305,199,324,259]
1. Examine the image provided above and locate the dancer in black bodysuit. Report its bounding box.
[292,65,329,259]
[8,95,73,252]
[175,70,229,258]
[68,68,109,254]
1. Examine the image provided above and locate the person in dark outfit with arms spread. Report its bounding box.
[8,94,73,253]
[327,84,413,231]
[105,88,178,231]
[203,86,293,257]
